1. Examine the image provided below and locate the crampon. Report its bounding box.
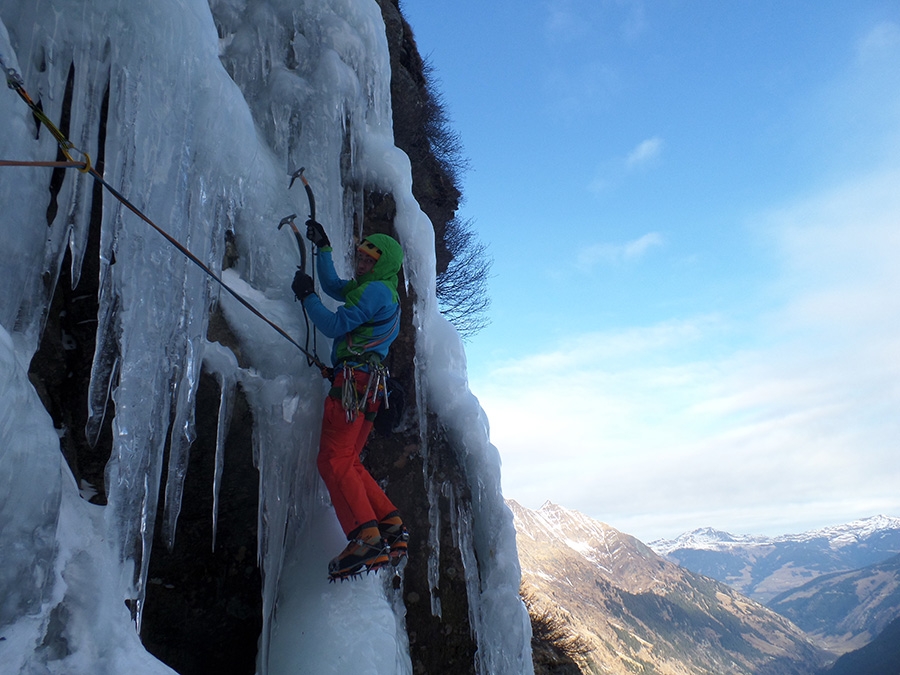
[381,523,409,567]
[327,537,390,583]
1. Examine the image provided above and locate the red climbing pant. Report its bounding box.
[317,369,397,537]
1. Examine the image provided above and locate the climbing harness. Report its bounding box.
[337,304,401,425]
[1,55,329,376]
[345,306,401,357]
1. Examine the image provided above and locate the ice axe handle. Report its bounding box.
[278,214,306,272]
[290,167,316,222]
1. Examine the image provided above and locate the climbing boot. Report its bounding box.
[379,512,409,565]
[328,525,390,582]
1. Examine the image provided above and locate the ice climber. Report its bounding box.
[291,220,409,581]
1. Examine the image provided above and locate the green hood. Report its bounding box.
[344,233,403,302]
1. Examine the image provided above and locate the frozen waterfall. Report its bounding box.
[0,1,531,674]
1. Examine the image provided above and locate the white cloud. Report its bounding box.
[588,137,664,193]
[544,0,584,41]
[543,0,647,44]
[474,167,900,543]
[762,168,900,331]
[576,232,663,269]
[625,136,663,169]
[856,20,900,62]
[623,231,663,257]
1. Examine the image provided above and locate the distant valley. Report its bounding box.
[513,501,900,674]
[511,500,829,675]
[649,515,900,603]
[649,515,900,654]
[768,553,900,653]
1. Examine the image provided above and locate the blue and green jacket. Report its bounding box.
[301,233,403,367]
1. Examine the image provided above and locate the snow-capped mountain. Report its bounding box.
[651,515,900,557]
[513,500,665,591]
[649,516,900,603]
[509,500,830,675]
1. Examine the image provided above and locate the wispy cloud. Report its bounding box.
[856,20,900,62]
[543,0,647,44]
[588,136,664,193]
[544,0,585,42]
[576,232,663,269]
[625,136,664,170]
[474,166,900,542]
[540,1,647,121]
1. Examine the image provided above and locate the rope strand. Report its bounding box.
[1,160,327,373]
[88,165,328,372]
[2,58,327,371]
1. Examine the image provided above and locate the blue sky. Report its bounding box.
[400,1,900,542]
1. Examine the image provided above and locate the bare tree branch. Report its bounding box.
[436,216,492,339]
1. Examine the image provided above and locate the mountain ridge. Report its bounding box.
[648,515,900,607]
[651,515,900,557]
[511,500,831,675]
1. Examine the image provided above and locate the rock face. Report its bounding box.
[26,2,482,673]
[511,500,832,675]
[375,0,461,276]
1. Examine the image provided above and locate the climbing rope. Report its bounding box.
[0,159,87,169]
[1,54,329,375]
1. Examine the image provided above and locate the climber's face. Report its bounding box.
[355,239,381,277]
[355,249,377,277]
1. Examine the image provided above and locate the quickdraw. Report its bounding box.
[1,51,92,172]
[340,360,391,423]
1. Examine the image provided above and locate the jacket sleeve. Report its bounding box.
[302,281,391,339]
[315,248,350,302]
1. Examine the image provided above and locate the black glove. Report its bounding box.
[291,270,315,301]
[306,219,330,248]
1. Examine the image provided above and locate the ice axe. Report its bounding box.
[277,213,306,273]
[278,211,321,368]
[290,166,316,222]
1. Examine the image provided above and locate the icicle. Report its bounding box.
[161,335,201,551]
[202,340,238,550]
[238,372,305,675]
[66,42,111,289]
[449,485,486,673]
[85,265,119,448]
[105,359,172,634]
[426,476,443,618]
